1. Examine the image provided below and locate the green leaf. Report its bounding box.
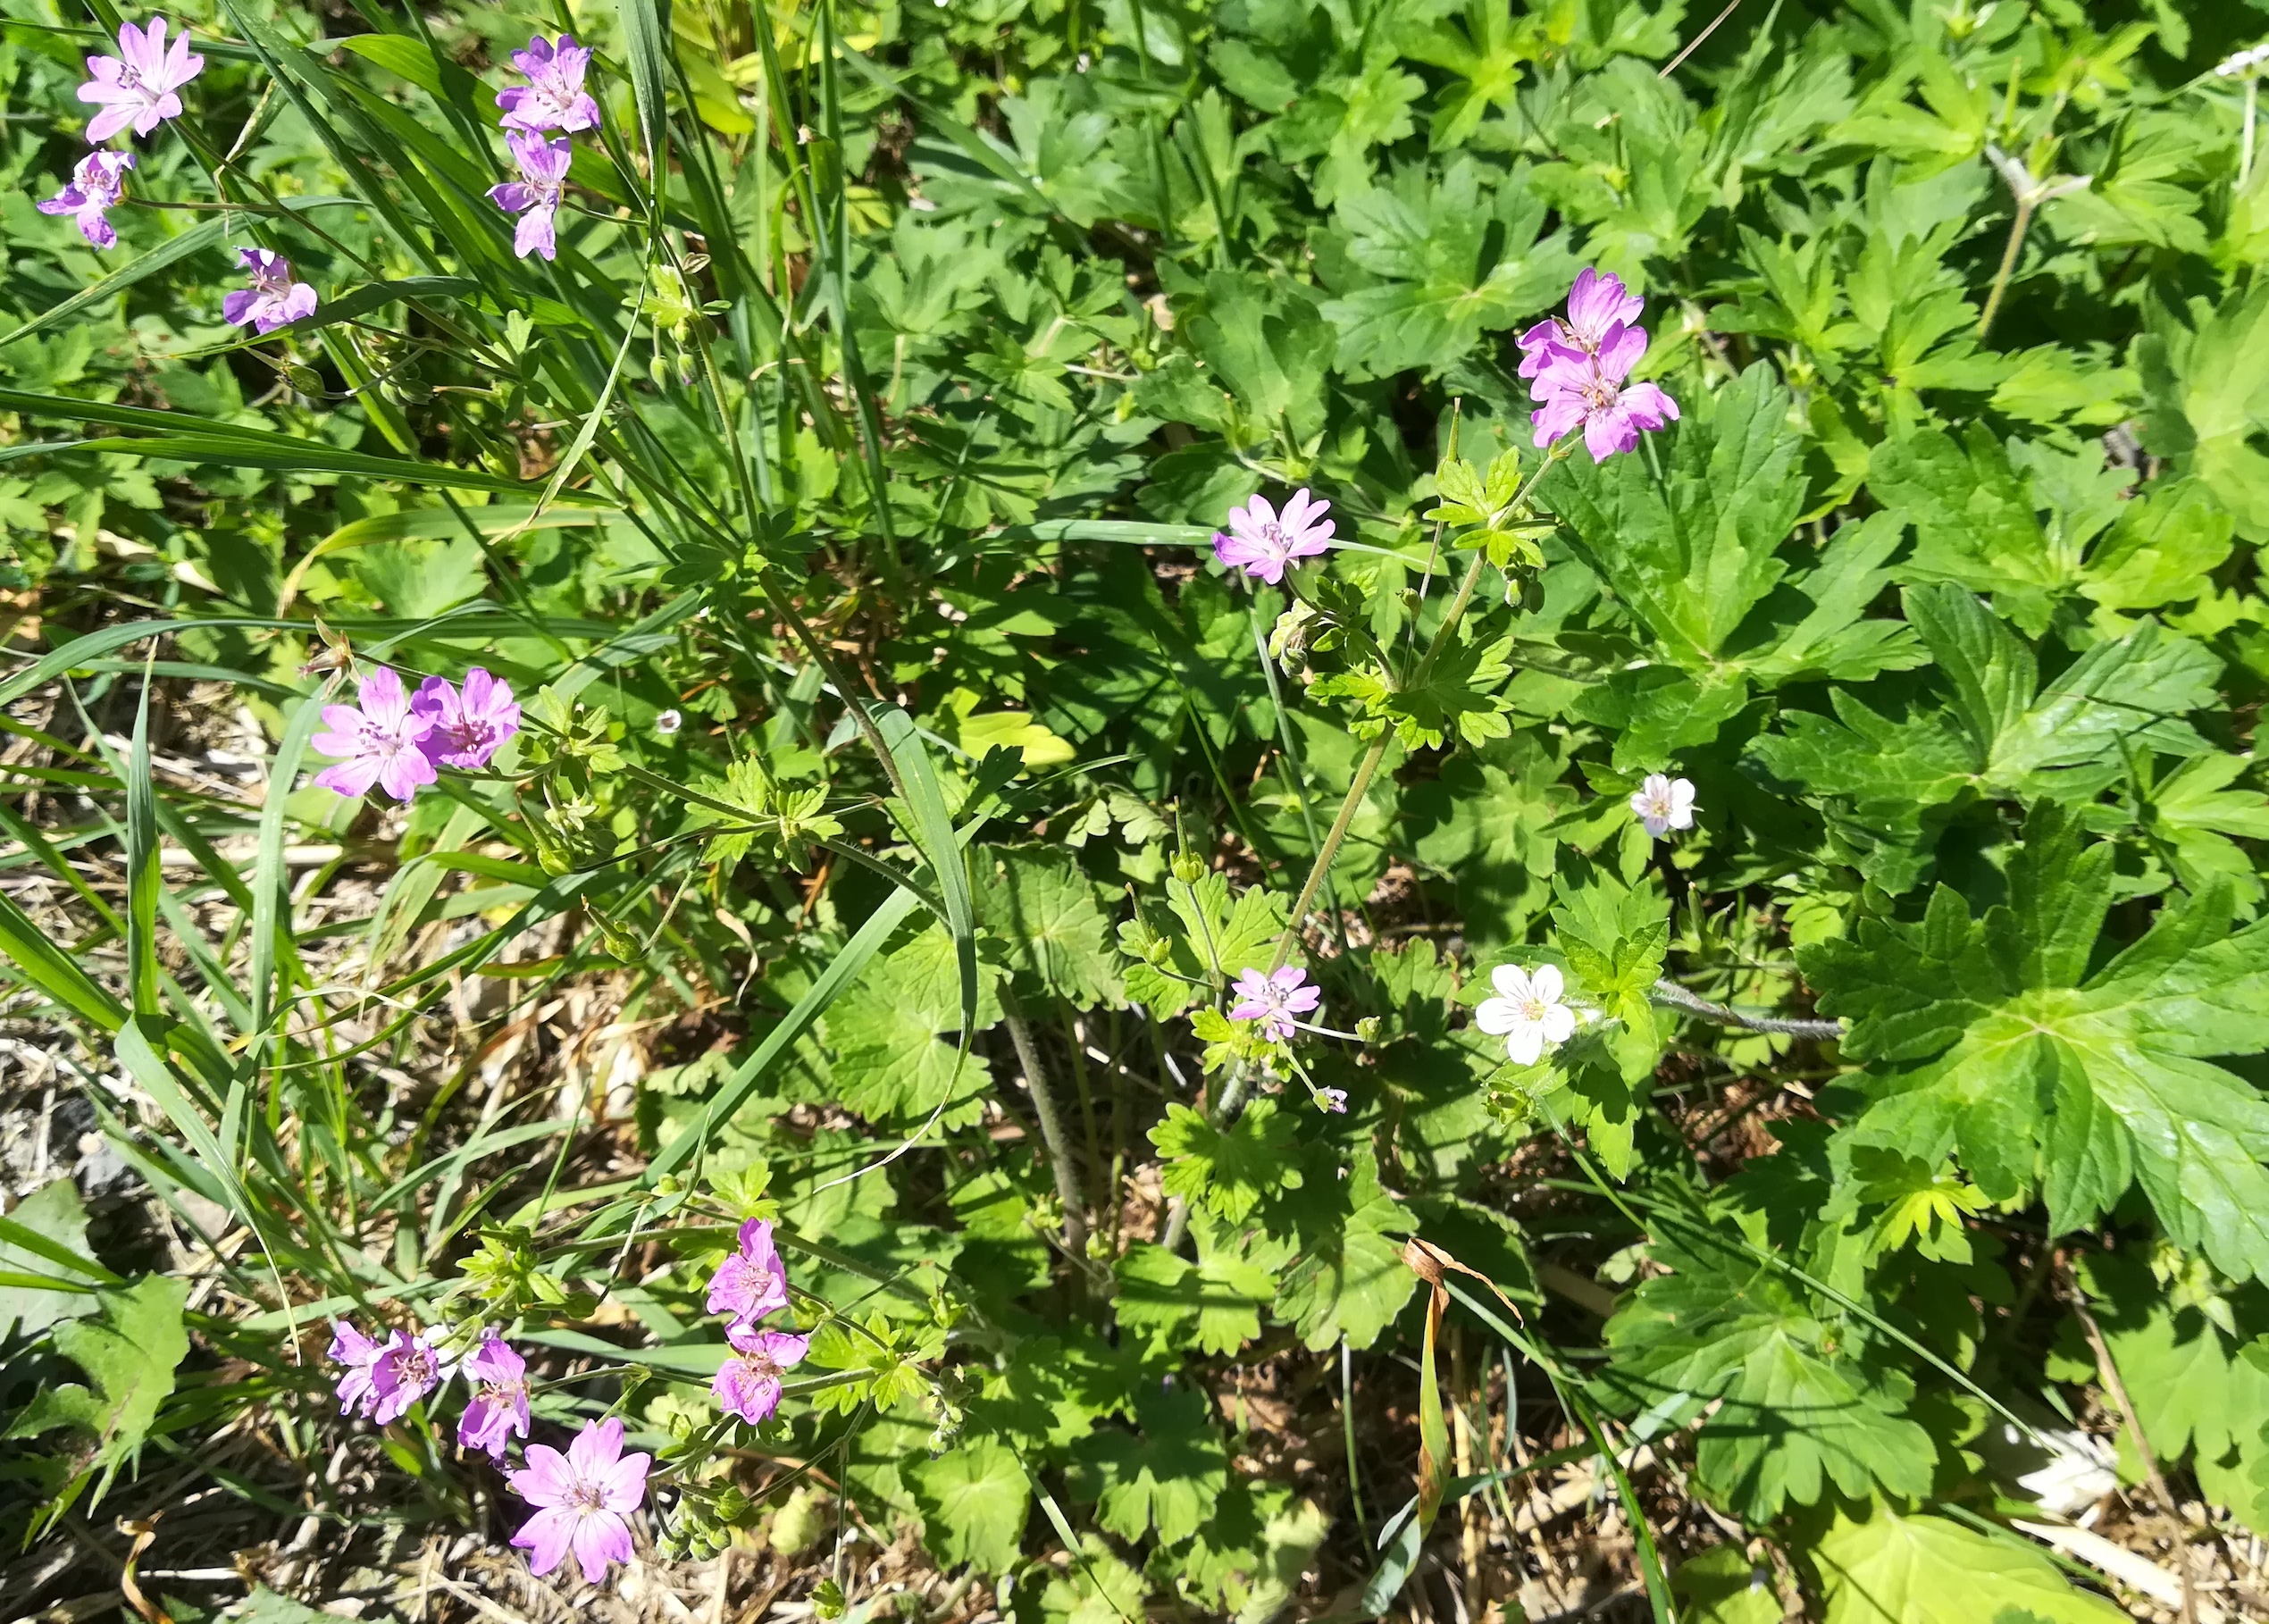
[911,1435,1029,1573]
[1318,158,1575,381]
[1870,425,2070,635]
[976,847,1125,1010]
[1276,1145,1417,1350]
[1812,1506,2126,1624]
[1603,1229,1935,1520]
[1071,1385,1228,1547]
[0,1180,99,1339]
[5,1275,188,1525]
[826,922,1001,1128]
[1545,365,1804,670]
[1805,812,2269,1282]
[1671,1545,1783,1624]
[1113,1217,1284,1357]
[2138,282,2269,542]
[1150,1098,1303,1224]
[1168,1479,1330,1620]
[2081,477,2236,614]
[1313,631,1513,750]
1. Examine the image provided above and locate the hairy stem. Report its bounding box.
[1977,197,2035,340]
[1648,980,1844,1040]
[1005,1000,1088,1255]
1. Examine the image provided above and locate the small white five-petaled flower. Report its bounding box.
[1476,965,1578,1067]
[1629,773,1695,839]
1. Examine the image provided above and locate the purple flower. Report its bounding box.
[706,1218,790,1332]
[1315,1086,1348,1113]
[312,666,440,802]
[497,35,601,134]
[76,17,203,143]
[414,667,522,769]
[38,150,135,249]
[458,1335,532,1461]
[222,247,318,334]
[1516,266,1642,379]
[713,1325,809,1426]
[1213,489,1334,585]
[329,1318,384,1417]
[1528,327,1679,463]
[489,130,574,261]
[507,1418,650,1586]
[368,1327,451,1425]
[1227,965,1321,1042]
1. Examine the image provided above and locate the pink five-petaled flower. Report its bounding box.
[222,247,318,334]
[312,666,440,802]
[328,1318,385,1417]
[490,130,574,262]
[498,35,601,134]
[508,1418,651,1586]
[706,1217,790,1332]
[368,1327,452,1426]
[1213,489,1334,585]
[458,1335,532,1461]
[713,1325,810,1426]
[38,150,135,250]
[414,668,522,769]
[77,17,203,143]
[1528,326,1679,464]
[1227,965,1321,1043]
[1516,266,1643,379]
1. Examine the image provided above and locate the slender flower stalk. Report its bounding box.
[1977,144,2092,340]
[1185,445,1572,1176]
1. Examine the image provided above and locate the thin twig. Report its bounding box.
[1649,979,1844,1040]
[2072,1285,2200,1624]
[1660,0,1742,78]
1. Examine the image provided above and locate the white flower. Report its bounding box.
[1476,964,1578,1067]
[1629,773,1695,839]
[654,708,682,737]
[2216,42,2269,77]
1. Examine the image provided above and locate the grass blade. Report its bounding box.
[124,662,162,1019]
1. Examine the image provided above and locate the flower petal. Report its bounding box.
[511,1505,579,1576]
[1474,996,1519,1036]
[1529,963,1564,1004]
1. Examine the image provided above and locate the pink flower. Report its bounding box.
[222,247,318,334]
[76,17,203,143]
[368,1327,451,1426]
[1315,1086,1348,1113]
[498,35,601,134]
[1227,965,1320,1042]
[490,130,574,261]
[38,150,135,249]
[458,1335,532,1461]
[1516,266,1642,379]
[706,1218,790,1332]
[1213,489,1334,585]
[329,1318,384,1417]
[1528,327,1679,463]
[508,1418,650,1586]
[414,668,522,769]
[312,666,440,802]
[713,1325,809,1426]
